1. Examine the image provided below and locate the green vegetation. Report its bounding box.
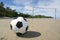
[18,13,52,18]
[0,2,18,17]
[0,2,52,18]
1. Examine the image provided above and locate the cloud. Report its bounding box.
[34,8,55,17]
[13,0,59,9]
[13,0,54,7]
[9,5,33,14]
[9,5,22,10]
[36,0,59,8]
[24,5,33,10]
[9,5,24,13]
[13,0,33,6]
[38,0,54,6]
[9,0,60,18]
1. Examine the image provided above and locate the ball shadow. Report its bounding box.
[16,31,41,38]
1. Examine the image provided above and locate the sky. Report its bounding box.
[0,0,60,19]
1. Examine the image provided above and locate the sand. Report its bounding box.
[0,18,60,40]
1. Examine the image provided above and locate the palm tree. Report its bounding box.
[0,2,4,7]
[0,2,4,17]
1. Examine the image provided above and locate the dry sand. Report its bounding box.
[0,18,60,40]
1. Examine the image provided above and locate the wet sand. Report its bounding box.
[0,18,60,40]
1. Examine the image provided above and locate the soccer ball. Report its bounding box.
[10,17,28,34]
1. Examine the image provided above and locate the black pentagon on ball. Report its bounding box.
[23,17,27,21]
[10,24,12,30]
[16,21,23,28]
[26,26,28,31]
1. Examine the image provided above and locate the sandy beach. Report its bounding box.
[0,18,60,40]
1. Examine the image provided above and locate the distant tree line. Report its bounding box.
[0,2,18,17]
[18,13,52,18]
[0,2,52,18]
